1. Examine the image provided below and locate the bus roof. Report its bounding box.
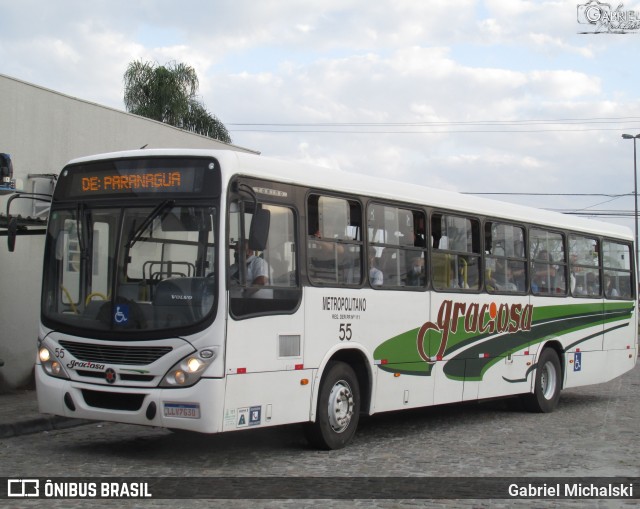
[66,148,633,241]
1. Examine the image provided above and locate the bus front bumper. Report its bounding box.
[35,368,226,433]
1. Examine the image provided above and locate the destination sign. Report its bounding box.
[80,171,184,193]
[56,157,221,200]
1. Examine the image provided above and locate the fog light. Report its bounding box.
[39,347,51,362]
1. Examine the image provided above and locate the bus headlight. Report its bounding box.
[38,347,51,363]
[38,347,69,380]
[187,357,203,372]
[160,348,217,388]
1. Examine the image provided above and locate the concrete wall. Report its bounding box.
[0,74,255,177]
[0,235,43,389]
[0,74,255,390]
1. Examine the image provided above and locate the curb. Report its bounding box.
[0,416,93,439]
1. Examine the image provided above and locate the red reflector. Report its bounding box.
[381,359,388,365]
[436,355,443,361]
[524,351,529,355]
[576,348,581,352]
[237,368,247,374]
[295,364,304,370]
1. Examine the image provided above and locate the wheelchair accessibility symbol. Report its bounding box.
[114,304,129,325]
[574,351,582,372]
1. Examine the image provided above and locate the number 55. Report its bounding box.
[339,323,352,341]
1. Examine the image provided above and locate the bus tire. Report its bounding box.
[305,361,360,450]
[522,348,562,413]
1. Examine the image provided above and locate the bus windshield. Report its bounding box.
[42,202,217,336]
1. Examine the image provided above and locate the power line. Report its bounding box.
[465,192,636,218]
[462,192,633,197]
[227,116,640,134]
[228,116,640,127]
[573,195,625,212]
[229,127,640,134]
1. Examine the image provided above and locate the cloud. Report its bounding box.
[528,33,595,58]
[214,41,637,228]
[1,0,639,231]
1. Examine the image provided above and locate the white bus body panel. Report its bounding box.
[222,370,314,431]
[36,370,228,433]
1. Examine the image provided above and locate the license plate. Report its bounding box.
[163,402,201,419]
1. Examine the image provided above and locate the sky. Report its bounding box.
[2,0,640,232]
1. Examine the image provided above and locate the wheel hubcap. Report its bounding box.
[327,380,354,433]
[540,361,557,400]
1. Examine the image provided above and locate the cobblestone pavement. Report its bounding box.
[0,365,638,509]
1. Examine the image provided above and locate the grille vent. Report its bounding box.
[279,334,301,357]
[59,340,172,365]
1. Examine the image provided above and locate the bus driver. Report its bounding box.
[230,241,269,286]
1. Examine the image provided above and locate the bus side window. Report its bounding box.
[229,200,301,318]
[603,240,633,300]
[530,228,567,295]
[485,222,526,294]
[307,194,363,286]
[431,212,480,291]
[569,235,601,297]
[367,204,426,289]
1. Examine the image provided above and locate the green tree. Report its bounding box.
[123,60,231,143]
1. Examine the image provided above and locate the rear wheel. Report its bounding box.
[305,361,360,450]
[522,348,562,413]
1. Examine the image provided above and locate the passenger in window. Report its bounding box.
[509,262,526,291]
[406,254,425,286]
[532,250,555,293]
[450,257,470,289]
[230,242,269,286]
[309,223,345,254]
[369,248,383,286]
[307,223,346,283]
[618,279,632,299]
[569,254,578,293]
[585,272,599,296]
[488,259,517,292]
[604,275,619,298]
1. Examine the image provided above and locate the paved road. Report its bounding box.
[1,365,638,508]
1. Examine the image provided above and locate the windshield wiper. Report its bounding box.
[126,200,175,249]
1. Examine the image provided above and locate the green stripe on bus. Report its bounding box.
[372,301,634,380]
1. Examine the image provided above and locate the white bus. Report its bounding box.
[35,149,638,449]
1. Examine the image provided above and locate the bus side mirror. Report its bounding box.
[7,217,17,252]
[248,208,270,252]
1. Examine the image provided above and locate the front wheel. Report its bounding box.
[522,348,562,413]
[304,361,360,450]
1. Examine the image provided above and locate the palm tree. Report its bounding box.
[123,60,231,143]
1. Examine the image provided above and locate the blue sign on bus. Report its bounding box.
[574,352,582,372]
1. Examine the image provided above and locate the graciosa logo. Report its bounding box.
[416,300,534,364]
[577,1,640,33]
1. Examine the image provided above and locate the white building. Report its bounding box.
[0,73,257,390]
